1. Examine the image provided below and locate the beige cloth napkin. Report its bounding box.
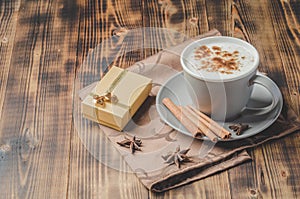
[79,29,300,192]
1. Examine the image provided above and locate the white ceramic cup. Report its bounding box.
[181,36,279,121]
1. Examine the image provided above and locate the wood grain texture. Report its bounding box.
[0,0,20,127]
[258,140,300,198]
[270,0,300,115]
[234,0,300,114]
[206,0,232,36]
[227,1,300,198]
[145,1,233,198]
[0,0,299,198]
[68,0,149,198]
[68,130,147,199]
[0,0,78,198]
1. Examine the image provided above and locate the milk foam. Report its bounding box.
[182,39,258,81]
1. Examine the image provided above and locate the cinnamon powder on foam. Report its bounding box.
[193,45,244,74]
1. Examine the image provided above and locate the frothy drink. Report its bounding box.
[181,36,266,121]
[182,38,258,82]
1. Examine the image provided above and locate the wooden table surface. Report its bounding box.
[0,0,299,198]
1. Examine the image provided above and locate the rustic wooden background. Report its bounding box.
[0,0,299,198]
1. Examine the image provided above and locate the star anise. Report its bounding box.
[162,146,193,168]
[116,136,142,154]
[229,123,250,135]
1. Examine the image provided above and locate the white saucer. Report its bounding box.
[156,72,283,141]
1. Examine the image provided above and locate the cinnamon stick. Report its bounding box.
[162,98,202,139]
[181,106,218,142]
[187,105,231,139]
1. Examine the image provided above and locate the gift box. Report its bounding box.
[81,66,152,131]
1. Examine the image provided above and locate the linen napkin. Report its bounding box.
[78,29,300,192]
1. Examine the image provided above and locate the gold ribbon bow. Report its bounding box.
[93,92,118,108]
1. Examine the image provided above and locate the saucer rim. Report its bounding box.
[156,71,283,142]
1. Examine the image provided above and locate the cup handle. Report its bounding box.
[241,74,280,116]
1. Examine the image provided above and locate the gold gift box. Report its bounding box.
[82,66,152,131]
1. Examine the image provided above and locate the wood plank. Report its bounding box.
[76,0,144,69]
[0,0,299,198]
[143,0,210,37]
[227,1,300,198]
[270,0,300,114]
[141,0,233,198]
[233,0,300,113]
[205,0,232,36]
[255,1,300,198]
[227,158,258,199]
[0,0,20,127]
[141,0,210,58]
[225,2,259,198]
[228,139,300,199]
[68,0,149,198]
[0,0,79,198]
[71,0,230,198]
[257,139,300,199]
[68,129,146,199]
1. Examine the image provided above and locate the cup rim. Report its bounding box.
[181,36,259,82]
